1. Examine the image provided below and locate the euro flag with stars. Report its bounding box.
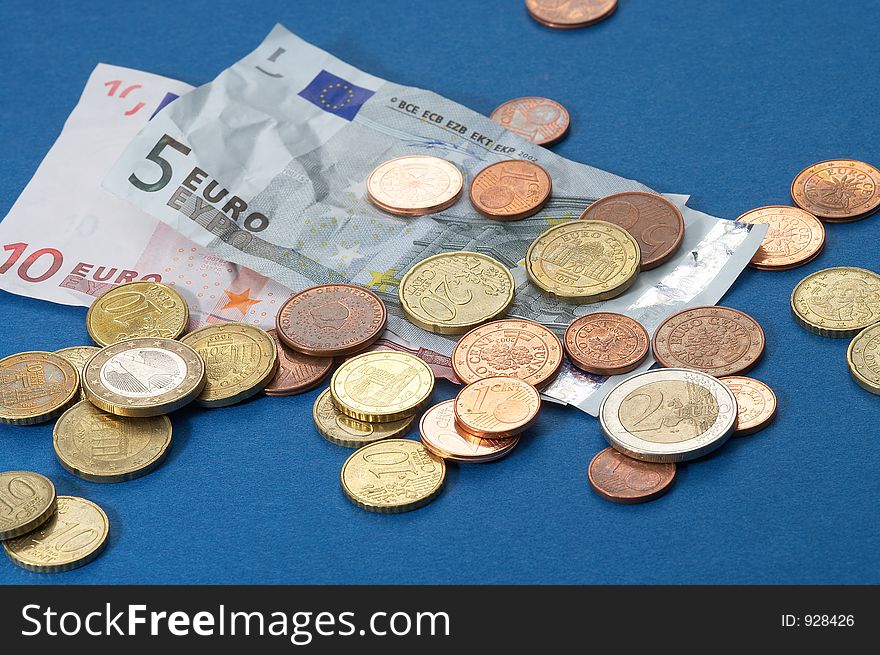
[298,70,375,121]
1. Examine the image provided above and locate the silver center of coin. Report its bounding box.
[99,348,187,398]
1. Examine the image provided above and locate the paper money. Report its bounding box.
[0,64,296,330]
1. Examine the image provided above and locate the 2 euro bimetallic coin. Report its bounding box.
[599,368,738,463]
[82,338,206,417]
[0,352,79,425]
[181,323,277,408]
[86,281,189,347]
[791,267,880,338]
[0,472,57,541]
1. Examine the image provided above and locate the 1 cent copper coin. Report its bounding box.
[791,159,880,222]
[588,447,675,504]
[580,192,685,270]
[276,284,387,357]
[263,329,333,396]
[453,376,541,439]
[452,319,563,388]
[420,400,520,463]
[652,306,765,377]
[735,206,825,270]
[490,97,570,146]
[525,0,618,29]
[719,376,778,436]
[564,312,649,376]
[470,160,551,220]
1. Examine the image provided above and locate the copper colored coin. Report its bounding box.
[652,306,765,377]
[276,284,387,357]
[735,206,825,270]
[452,319,563,388]
[490,97,570,146]
[419,400,520,463]
[263,329,333,396]
[453,376,541,439]
[525,0,618,29]
[791,159,880,222]
[588,447,676,504]
[580,192,685,270]
[564,312,649,376]
[719,376,778,436]
[470,160,551,220]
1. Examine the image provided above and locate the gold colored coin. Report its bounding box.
[398,251,515,335]
[0,351,79,425]
[340,439,446,513]
[0,471,57,541]
[313,388,414,448]
[82,338,206,417]
[53,400,172,483]
[330,351,434,423]
[86,281,189,347]
[526,220,640,302]
[55,346,101,400]
[791,267,880,338]
[3,496,109,573]
[181,323,278,408]
[847,322,880,394]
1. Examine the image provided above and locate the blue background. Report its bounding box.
[0,0,878,584]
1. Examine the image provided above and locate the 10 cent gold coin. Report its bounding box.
[0,471,57,541]
[86,281,189,347]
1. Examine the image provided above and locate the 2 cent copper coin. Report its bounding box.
[588,447,675,504]
[791,159,880,222]
[525,0,618,29]
[490,97,570,146]
[263,329,333,396]
[276,284,387,357]
[470,160,551,220]
[564,312,649,376]
[580,192,685,270]
[652,306,765,377]
[452,319,563,388]
[719,376,778,436]
[735,206,825,270]
[454,376,541,439]
[366,156,463,217]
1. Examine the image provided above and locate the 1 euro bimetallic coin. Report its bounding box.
[0,352,79,425]
[3,496,109,573]
[313,388,413,448]
[0,472,57,541]
[86,281,189,347]
[330,351,434,423]
[490,97,570,146]
[791,267,880,338]
[454,376,541,439]
[399,252,515,335]
[367,156,463,216]
[847,322,880,395]
[791,159,880,222]
[451,318,563,388]
[82,338,206,417]
[719,376,778,436]
[420,400,519,463]
[599,368,738,463]
[588,448,676,504]
[526,221,640,303]
[340,439,446,513]
[735,206,825,270]
[53,401,172,483]
[469,160,551,220]
[55,346,101,400]
[181,323,277,408]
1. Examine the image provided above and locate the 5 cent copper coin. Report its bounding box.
[564,312,649,375]
[490,97,570,146]
[454,376,541,439]
[264,329,333,396]
[525,0,618,29]
[580,192,685,270]
[276,284,387,357]
[452,319,563,388]
[588,448,675,504]
[652,306,765,377]
[470,160,551,220]
[736,206,825,270]
[719,376,778,436]
[791,159,880,222]
[420,400,519,463]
